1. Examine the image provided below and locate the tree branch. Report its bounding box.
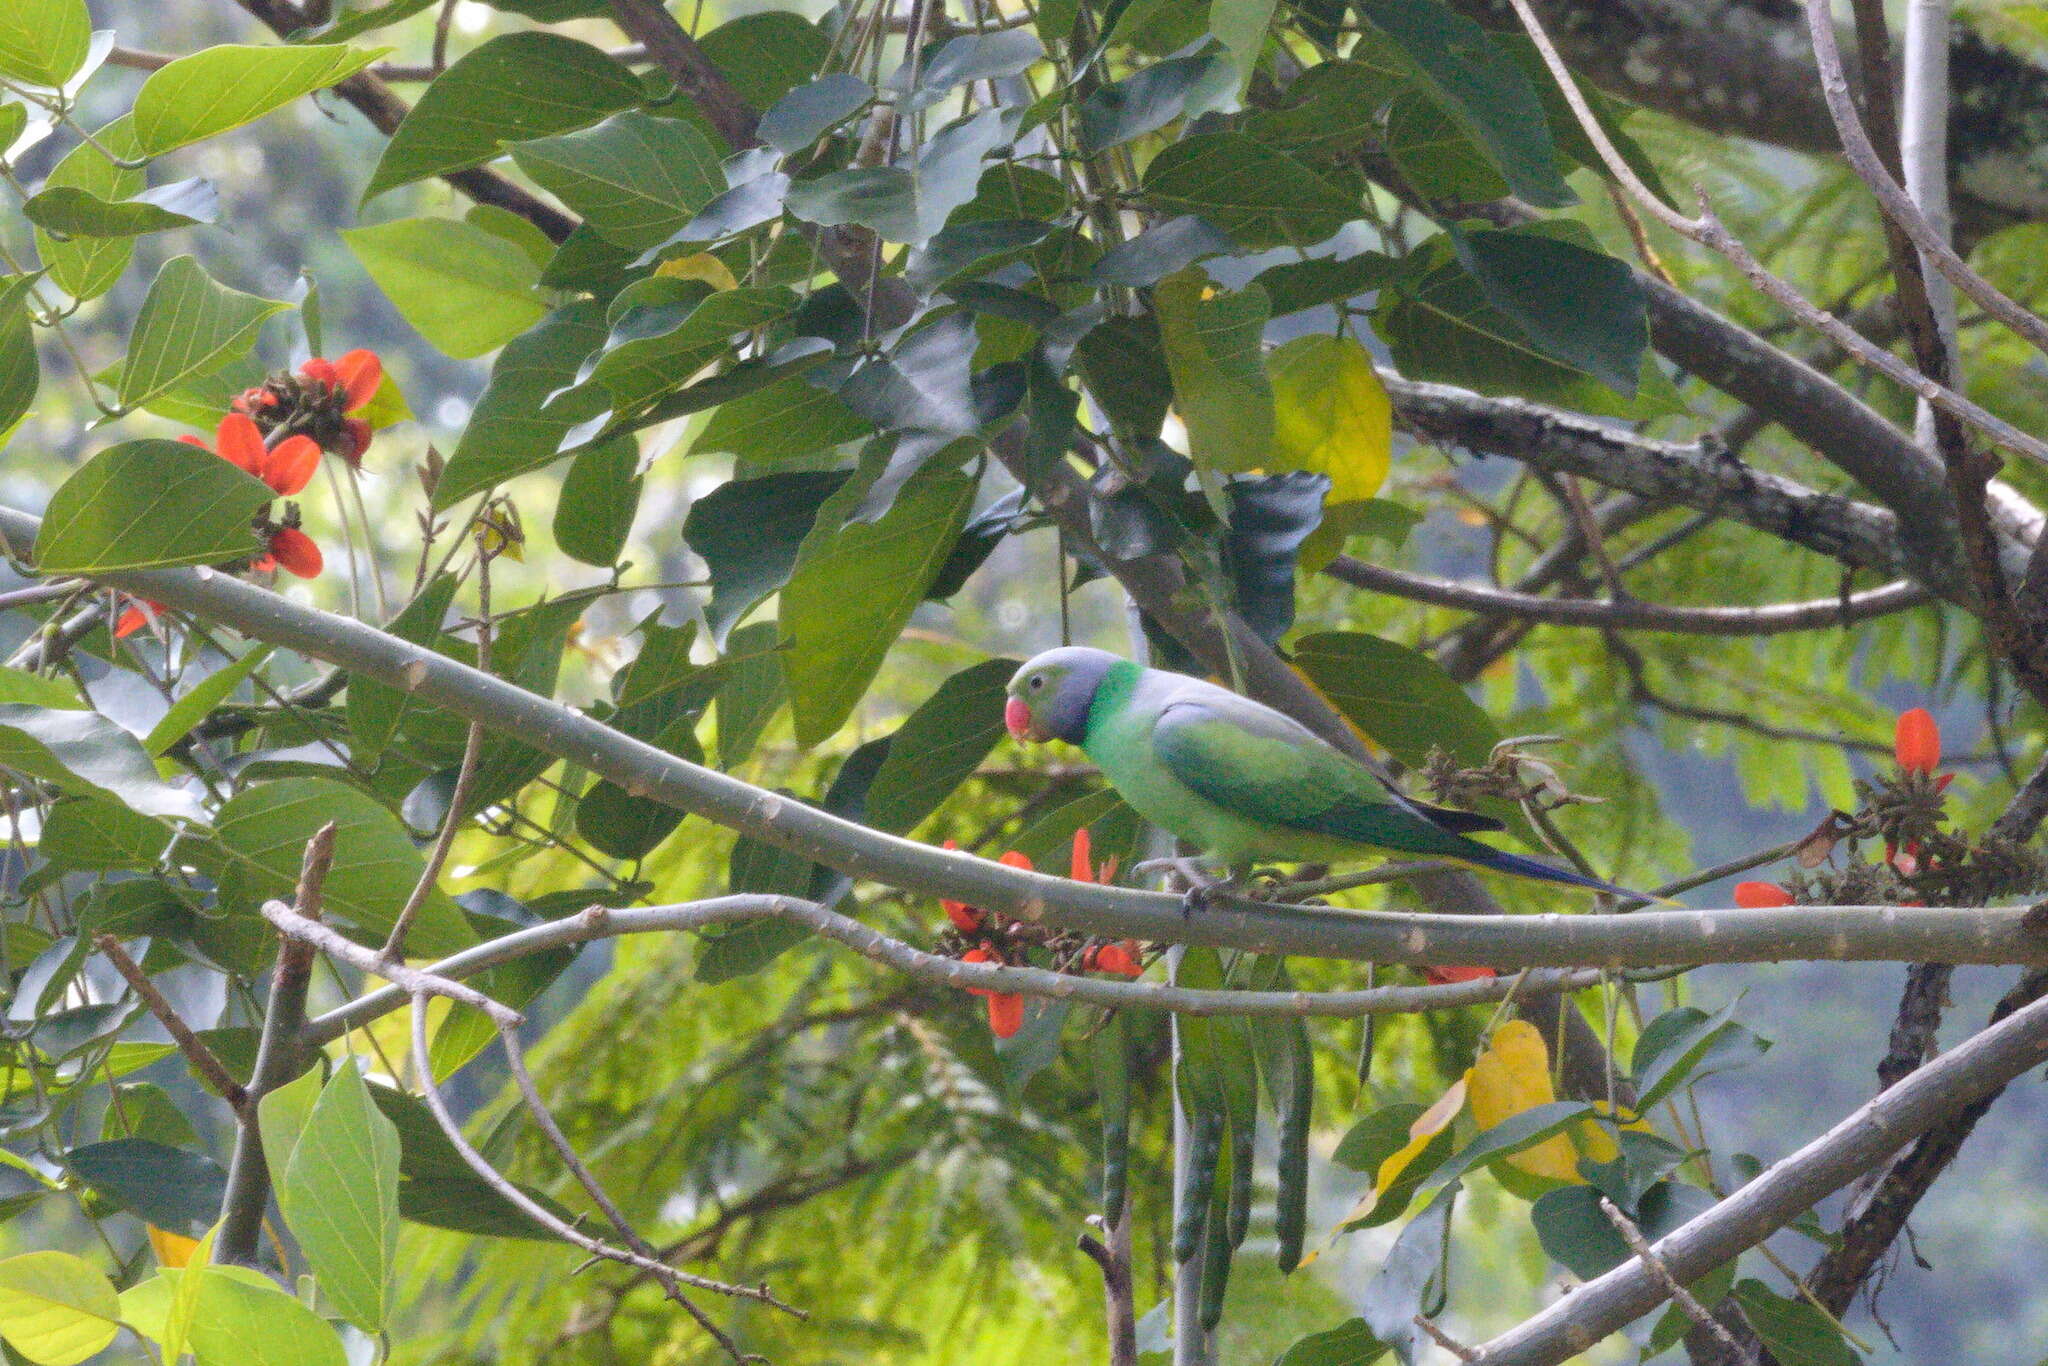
[1466,976,2048,1364]
[216,822,334,1266]
[1327,558,1928,634]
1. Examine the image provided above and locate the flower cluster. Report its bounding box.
[234,349,383,468]
[1731,707,2046,909]
[939,829,1145,1039]
[117,350,384,639]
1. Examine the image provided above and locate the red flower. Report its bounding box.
[1733,881,1794,908]
[1090,942,1144,977]
[302,349,383,410]
[114,598,166,638]
[939,840,984,932]
[1422,964,1497,985]
[265,526,323,579]
[960,946,998,998]
[1895,708,1941,775]
[987,992,1024,1038]
[187,413,319,497]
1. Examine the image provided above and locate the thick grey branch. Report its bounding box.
[1381,373,1912,579]
[4,502,2041,973]
[1467,977,2048,1364]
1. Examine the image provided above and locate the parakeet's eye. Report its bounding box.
[1029,675,1045,691]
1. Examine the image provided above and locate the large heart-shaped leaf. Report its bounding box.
[132,43,385,156]
[343,217,547,360]
[118,257,289,411]
[36,438,269,575]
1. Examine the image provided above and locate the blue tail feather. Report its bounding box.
[1470,848,1658,901]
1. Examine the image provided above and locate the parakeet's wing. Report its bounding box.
[1149,696,1495,858]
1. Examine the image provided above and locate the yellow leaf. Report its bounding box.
[1371,1075,1466,1201]
[655,252,738,291]
[1468,1020,1580,1184]
[1267,334,1392,504]
[146,1227,199,1269]
[0,1252,122,1366]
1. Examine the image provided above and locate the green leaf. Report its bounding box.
[683,470,853,644]
[1253,252,1398,317]
[1418,1101,1591,1198]
[0,669,81,710]
[366,33,643,200]
[366,1083,563,1237]
[1632,1000,1771,1109]
[0,704,206,822]
[785,108,1015,247]
[1292,631,1501,767]
[1732,1280,1861,1366]
[1078,45,1237,155]
[510,111,724,252]
[553,435,641,566]
[181,1268,349,1366]
[865,656,1018,833]
[758,73,874,153]
[697,10,830,109]
[1331,1102,1455,1230]
[574,284,799,415]
[35,438,269,574]
[279,1061,400,1332]
[215,777,473,956]
[1275,1319,1389,1366]
[64,1140,226,1239]
[21,180,219,238]
[118,257,289,411]
[1153,268,1273,476]
[0,1252,120,1366]
[0,290,34,437]
[1140,133,1357,249]
[434,300,608,507]
[343,217,546,360]
[689,377,873,464]
[35,119,143,302]
[144,646,272,756]
[1209,0,1278,87]
[255,1064,324,1189]
[37,798,171,870]
[0,0,91,87]
[132,44,385,156]
[1452,226,1646,396]
[1355,0,1572,208]
[782,461,977,746]
[714,623,786,768]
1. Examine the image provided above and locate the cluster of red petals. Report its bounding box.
[183,414,326,580]
[234,349,383,467]
[944,830,1146,1037]
[1733,880,1795,908]
[190,412,319,498]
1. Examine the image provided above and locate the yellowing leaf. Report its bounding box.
[146,1226,199,1269]
[655,252,739,291]
[0,1252,121,1366]
[1154,267,1274,475]
[1372,1075,1465,1200]
[1267,333,1392,503]
[1468,1020,1579,1184]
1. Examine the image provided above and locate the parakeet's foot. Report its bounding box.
[1134,857,1241,917]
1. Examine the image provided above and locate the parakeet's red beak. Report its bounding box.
[1004,696,1036,742]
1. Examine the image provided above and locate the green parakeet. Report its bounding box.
[1003,646,1646,898]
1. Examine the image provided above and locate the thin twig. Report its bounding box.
[1329,559,1929,636]
[1415,1315,1480,1362]
[216,823,336,1266]
[94,935,247,1111]
[1598,1197,1758,1364]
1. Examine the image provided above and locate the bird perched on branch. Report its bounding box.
[1002,646,1651,905]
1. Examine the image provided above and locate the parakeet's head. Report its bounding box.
[1005,647,1122,746]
